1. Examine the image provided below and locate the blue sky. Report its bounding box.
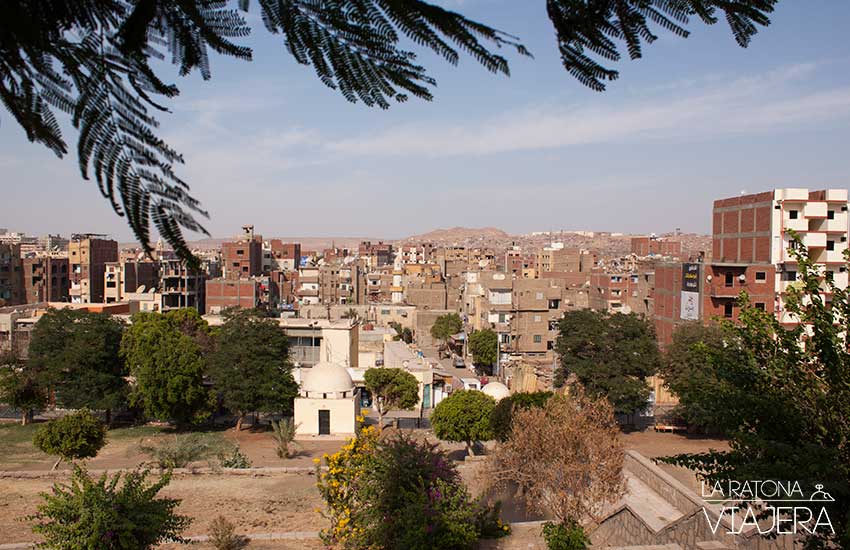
[3,1,850,241]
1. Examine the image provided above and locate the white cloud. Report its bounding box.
[323,63,850,157]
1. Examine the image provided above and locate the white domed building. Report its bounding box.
[294,362,359,436]
[481,381,511,401]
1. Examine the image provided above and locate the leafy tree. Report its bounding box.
[388,321,414,344]
[555,309,660,416]
[33,410,107,470]
[490,391,553,442]
[487,388,624,528]
[430,313,463,350]
[468,329,497,370]
[1,1,775,260]
[121,310,214,426]
[318,428,485,549]
[363,367,419,428]
[431,389,495,456]
[28,308,127,424]
[28,466,191,549]
[341,308,359,320]
[208,309,297,431]
[662,237,850,549]
[659,321,745,432]
[0,353,47,425]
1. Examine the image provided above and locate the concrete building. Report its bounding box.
[280,318,359,369]
[159,257,206,312]
[68,235,118,304]
[0,244,24,306]
[294,361,358,436]
[589,271,654,316]
[222,225,263,279]
[267,240,301,272]
[23,256,69,304]
[537,243,582,273]
[104,260,158,303]
[358,241,393,268]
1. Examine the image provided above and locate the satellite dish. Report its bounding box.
[136,285,146,293]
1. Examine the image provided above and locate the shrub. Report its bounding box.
[431,390,495,455]
[138,433,227,468]
[542,520,590,550]
[208,515,250,550]
[33,410,107,470]
[219,445,251,469]
[475,501,511,539]
[28,465,190,549]
[317,428,485,549]
[270,418,300,458]
[490,391,553,442]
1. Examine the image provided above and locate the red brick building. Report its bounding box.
[205,278,261,313]
[23,256,69,304]
[630,236,682,258]
[0,244,24,306]
[222,226,263,280]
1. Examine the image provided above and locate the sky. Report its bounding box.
[3,1,850,242]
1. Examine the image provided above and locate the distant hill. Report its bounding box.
[402,226,511,244]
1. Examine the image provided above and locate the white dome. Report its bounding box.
[482,381,510,401]
[300,362,355,397]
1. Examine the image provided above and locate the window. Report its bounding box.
[236,249,244,255]
[533,335,542,343]
[755,303,766,311]
[381,309,390,315]
[724,303,733,318]
[755,271,766,282]
[783,270,797,281]
[827,240,835,251]
[536,292,544,300]
[828,210,835,220]
[725,272,734,287]
[789,210,798,219]
[534,315,542,322]
[826,271,834,282]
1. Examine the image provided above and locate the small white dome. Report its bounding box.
[300,362,355,397]
[482,381,510,401]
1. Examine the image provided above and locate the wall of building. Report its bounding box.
[294,396,357,436]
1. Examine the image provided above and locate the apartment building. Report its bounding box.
[104,260,158,303]
[589,271,654,316]
[537,244,581,273]
[222,225,263,279]
[205,278,262,313]
[398,242,435,264]
[654,188,850,346]
[23,256,69,303]
[0,244,24,306]
[266,240,301,272]
[68,235,118,303]
[712,188,849,325]
[358,241,393,268]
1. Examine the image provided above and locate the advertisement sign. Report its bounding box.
[681,263,700,320]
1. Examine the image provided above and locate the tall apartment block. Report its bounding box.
[68,235,118,303]
[160,257,206,312]
[222,225,263,279]
[23,256,69,303]
[0,244,24,306]
[654,188,850,346]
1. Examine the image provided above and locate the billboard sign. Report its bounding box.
[681,263,701,321]
[682,263,700,292]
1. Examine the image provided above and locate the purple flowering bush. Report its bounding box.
[27,465,190,549]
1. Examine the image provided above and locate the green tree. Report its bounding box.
[662,237,850,549]
[1,2,775,261]
[0,353,47,425]
[28,308,127,424]
[430,313,463,351]
[33,410,107,470]
[121,310,214,426]
[388,321,414,344]
[28,466,191,550]
[364,368,419,429]
[208,309,297,431]
[468,329,498,371]
[490,391,553,442]
[431,390,495,456]
[555,310,660,416]
[659,321,745,432]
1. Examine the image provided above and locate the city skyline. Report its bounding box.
[3,1,850,242]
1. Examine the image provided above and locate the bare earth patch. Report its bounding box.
[0,472,325,545]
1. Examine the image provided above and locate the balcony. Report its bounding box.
[784,217,809,232]
[801,232,826,249]
[809,215,848,233]
[803,201,827,219]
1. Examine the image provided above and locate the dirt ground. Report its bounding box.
[0,471,325,544]
[0,422,345,471]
